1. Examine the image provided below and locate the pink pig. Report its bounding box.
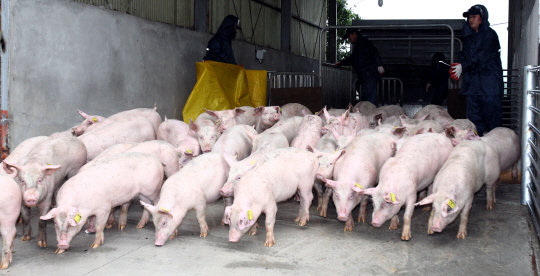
[40,152,164,254]
[353,101,376,115]
[205,106,254,133]
[368,105,407,129]
[280,103,312,119]
[227,147,318,247]
[0,136,49,174]
[318,132,397,231]
[291,115,323,150]
[189,112,222,153]
[254,106,281,133]
[415,140,500,239]
[0,172,22,270]
[71,109,107,136]
[156,117,200,167]
[3,137,87,248]
[361,133,454,240]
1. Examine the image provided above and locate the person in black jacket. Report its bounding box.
[450,4,503,135]
[336,28,385,106]
[426,52,450,105]
[203,15,241,65]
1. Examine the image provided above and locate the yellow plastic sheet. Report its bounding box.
[182,61,267,122]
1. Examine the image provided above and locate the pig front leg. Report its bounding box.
[344,213,354,231]
[264,203,278,247]
[427,209,435,235]
[91,211,110,249]
[221,197,233,226]
[320,188,333,217]
[105,208,115,229]
[0,224,17,270]
[20,205,32,241]
[401,201,415,241]
[486,180,497,210]
[118,203,130,230]
[389,215,400,230]
[195,203,209,238]
[249,223,259,236]
[457,198,473,239]
[358,196,368,222]
[313,181,325,212]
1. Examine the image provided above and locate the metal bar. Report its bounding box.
[369,37,463,51]
[522,65,535,205]
[527,203,540,241]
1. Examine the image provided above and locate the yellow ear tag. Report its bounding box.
[250,161,256,164]
[160,207,170,212]
[448,199,456,209]
[247,210,253,220]
[46,163,52,165]
[390,193,396,202]
[74,213,81,223]
[92,117,98,122]
[473,130,478,136]
[186,149,192,154]
[315,112,319,115]
[215,119,221,125]
[354,183,363,189]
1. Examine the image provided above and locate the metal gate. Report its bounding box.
[504,69,521,134]
[267,72,321,106]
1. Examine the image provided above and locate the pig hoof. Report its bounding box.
[249,229,257,236]
[486,204,494,211]
[299,220,307,227]
[21,235,31,242]
[0,261,8,270]
[401,234,411,241]
[344,226,353,232]
[91,243,101,249]
[55,248,66,254]
[119,224,126,230]
[457,232,467,239]
[358,216,366,223]
[389,224,399,230]
[428,229,434,235]
[136,222,146,229]
[264,240,275,247]
[319,210,327,217]
[221,220,225,226]
[422,206,432,211]
[17,217,23,224]
[105,223,114,229]
[38,241,47,248]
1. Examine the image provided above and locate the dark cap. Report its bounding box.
[463,5,483,18]
[341,28,359,39]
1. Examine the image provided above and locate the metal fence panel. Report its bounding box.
[321,65,351,109]
[503,69,520,134]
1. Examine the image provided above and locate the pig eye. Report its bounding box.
[160,221,167,228]
[212,135,216,139]
[334,194,339,200]
[348,194,354,199]
[20,179,25,185]
[329,163,333,166]
[199,136,203,139]
[235,175,241,181]
[87,121,93,126]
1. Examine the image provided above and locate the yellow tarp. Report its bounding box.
[182,60,267,123]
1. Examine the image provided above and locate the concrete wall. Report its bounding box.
[6,0,318,146]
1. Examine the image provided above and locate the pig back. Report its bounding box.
[481,127,520,172]
[211,125,256,161]
[125,140,180,177]
[107,108,161,132]
[0,136,49,174]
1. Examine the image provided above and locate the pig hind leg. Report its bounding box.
[0,224,17,269]
[295,185,314,226]
[457,198,473,239]
[320,188,333,217]
[118,203,131,230]
[358,195,369,222]
[313,181,325,213]
[20,205,32,241]
[137,196,152,229]
[195,202,209,238]
[264,203,278,247]
[486,180,497,210]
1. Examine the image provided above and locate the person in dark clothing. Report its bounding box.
[203,15,241,65]
[450,4,503,135]
[426,52,450,105]
[336,28,385,106]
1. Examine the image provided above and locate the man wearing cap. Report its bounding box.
[336,28,385,106]
[450,4,503,135]
[203,15,242,65]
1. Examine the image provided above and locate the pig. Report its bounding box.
[189,112,222,153]
[226,147,318,247]
[260,116,303,144]
[49,128,76,139]
[481,127,520,179]
[211,125,257,160]
[360,133,454,240]
[124,140,180,178]
[291,115,323,150]
[375,124,407,139]
[0,172,22,270]
[415,140,500,238]
[105,105,162,133]
[368,105,407,128]
[0,136,49,174]
[3,137,87,248]
[71,109,107,136]
[156,117,200,168]
[318,132,397,230]
[40,152,164,254]
[254,106,281,133]
[77,143,136,173]
[79,117,156,162]
[205,106,254,133]
[432,114,455,129]
[382,115,402,127]
[140,152,230,246]
[444,119,478,139]
[280,103,312,119]
[408,120,444,135]
[353,101,376,115]
[413,104,450,120]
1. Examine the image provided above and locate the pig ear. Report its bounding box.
[308,145,323,157]
[418,114,429,121]
[399,115,408,126]
[377,118,382,126]
[234,108,246,116]
[3,161,21,175]
[324,179,338,189]
[445,126,456,138]
[273,106,281,114]
[332,149,345,161]
[157,206,174,218]
[384,192,400,204]
[42,164,62,176]
[189,119,199,134]
[374,113,383,122]
[392,127,407,138]
[346,103,353,112]
[222,150,237,167]
[77,109,89,119]
[254,106,264,116]
[451,138,461,147]
[140,200,157,214]
[164,115,168,122]
[465,129,480,140]
[68,208,79,227]
[362,187,376,196]
[351,182,366,193]
[323,107,331,122]
[414,195,435,206]
[441,199,459,218]
[244,125,256,142]
[416,128,425,135]
[316,173,326,182]
[330,128,340,140]
[40,208,58,220]
[205,108,218,119]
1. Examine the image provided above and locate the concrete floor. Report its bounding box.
[1,183,538,276]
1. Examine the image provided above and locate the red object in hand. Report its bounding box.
[335,62,341,67]
[239,64,244,67]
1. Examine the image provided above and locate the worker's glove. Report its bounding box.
[450,63,462,80]
[378,66,385,75]
[426,83,431,93]
[335,62,342,67]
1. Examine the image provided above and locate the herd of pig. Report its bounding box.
[0,102,520,269]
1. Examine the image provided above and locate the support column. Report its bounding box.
[281,0,291,52]
[194,0,208,32]
[328,0,337,63]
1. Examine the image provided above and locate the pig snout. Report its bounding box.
[202,145,212,153]
[432,226,442,233]
[24,195,38,207]
[337,209,348,222]
[229,228,242,243]
[57,243,70,250]
[371,221,383,228]
[72,127,84,136]
[273,113,280,121]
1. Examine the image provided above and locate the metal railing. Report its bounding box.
[521,65,540,240]
[321,64,352,109]
[267,72,321,106]
[378,78,403,106]
[503,69,521,134]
